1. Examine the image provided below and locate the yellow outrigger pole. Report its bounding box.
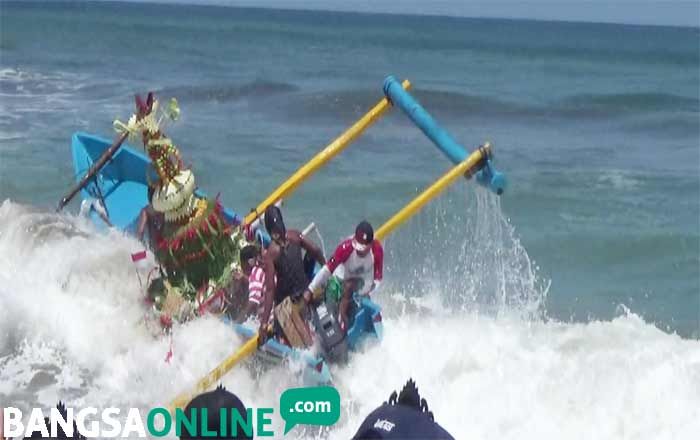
[376,143,492,241]
[167,335,259,414]
[243,79,412,226]
[166,143,493,414]
[165,77,502,414]
[167,81,412,414]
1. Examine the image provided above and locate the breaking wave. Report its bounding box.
[1,195,698,439]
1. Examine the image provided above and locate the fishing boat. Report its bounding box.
[61,76,506,411]
[69,131,382,385]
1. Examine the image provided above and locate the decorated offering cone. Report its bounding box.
[114,93,247,323]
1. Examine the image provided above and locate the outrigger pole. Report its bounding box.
[382,76,506,195]
[376,143,494,241]
[375,74,508,237]
[167,150,501,414]
[167,335,259,414]
[243,80,412,226]
[167,82,410,414]
[166,77,508,413]
[167,226,319,414]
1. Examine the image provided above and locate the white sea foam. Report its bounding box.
[0,199,698,439]
[596,169,641,190]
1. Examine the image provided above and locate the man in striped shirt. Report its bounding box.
[237,245,267,323]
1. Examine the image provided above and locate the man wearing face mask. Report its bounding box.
[306,220,384,332]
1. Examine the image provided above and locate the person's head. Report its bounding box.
[180,385,252,440]
[264,205,286,241]
[239,245,260,275]
[351,379,454,440]
[394,378,424,411]
[352,221,374,257]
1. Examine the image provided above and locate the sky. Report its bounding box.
[137,0,700,27]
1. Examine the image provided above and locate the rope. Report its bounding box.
[313,227,327,259]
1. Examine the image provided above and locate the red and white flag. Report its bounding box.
[131,250,147,262]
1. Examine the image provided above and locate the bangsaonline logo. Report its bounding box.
[3,406,273,438]
[2,387,340,438]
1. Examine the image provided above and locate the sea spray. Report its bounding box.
[0,201,315,436]
[383,184,548,319]
[327,311,700,440]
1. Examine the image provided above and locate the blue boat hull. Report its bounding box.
[226,319,332,385]
[346,295,383,350]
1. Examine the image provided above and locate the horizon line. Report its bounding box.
[4,0,700,29]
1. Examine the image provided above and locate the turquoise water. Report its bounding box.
[2,1,697,336]
[1,3,699,437]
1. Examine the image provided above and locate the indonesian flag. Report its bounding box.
[131,250,147,262]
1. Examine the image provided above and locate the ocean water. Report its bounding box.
[1,1,699,438]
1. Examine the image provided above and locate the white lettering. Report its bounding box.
[292,401,332,413]
[3,407,153,438]
[102,408,121,438]
[76,408,99,437]
[373,419,395,432]
[122,408,146,438]
[4,407,24,437]
[50,407,73,437]
[27,408,48,437]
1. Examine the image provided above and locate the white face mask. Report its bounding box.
[352,238,369,252]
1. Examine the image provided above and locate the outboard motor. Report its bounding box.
[311,302,348,364]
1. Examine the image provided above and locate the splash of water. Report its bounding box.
[1,198,698,439]
[383,185,548,319]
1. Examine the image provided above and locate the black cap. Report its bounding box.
[351,404,454,439]
[354,220,374,245]
[180,385,252,440]
[351,379,454,440]
[264,205,286,237]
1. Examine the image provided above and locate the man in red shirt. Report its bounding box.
[306,220,383,331]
